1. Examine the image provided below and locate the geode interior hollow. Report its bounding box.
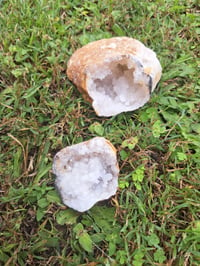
[67,37,162,117]
[52,137,119,212]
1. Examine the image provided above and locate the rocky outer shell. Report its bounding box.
[67,37,162,105]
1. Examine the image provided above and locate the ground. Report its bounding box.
[0,0,200,265]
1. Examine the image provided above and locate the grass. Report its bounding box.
[0,0,199,265]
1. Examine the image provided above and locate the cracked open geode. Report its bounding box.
[67,37,162,117]
[52,137,119,212]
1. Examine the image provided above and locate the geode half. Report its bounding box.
[67,37,162,116]
[52,137,119,212]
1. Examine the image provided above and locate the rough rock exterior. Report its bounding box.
[67,37,162,116]
[52,137,119,212]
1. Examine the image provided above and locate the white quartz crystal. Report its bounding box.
[87,55,154,116]
[52,137,119,212]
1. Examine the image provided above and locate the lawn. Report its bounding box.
[0,0,200,265]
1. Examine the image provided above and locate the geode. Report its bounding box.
[52,137,119,212]
[67,37,162,116]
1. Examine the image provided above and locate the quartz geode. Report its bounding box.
[52,137,119,212]
[67,37,162,116]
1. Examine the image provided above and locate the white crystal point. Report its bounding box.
[52,137,119,212]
